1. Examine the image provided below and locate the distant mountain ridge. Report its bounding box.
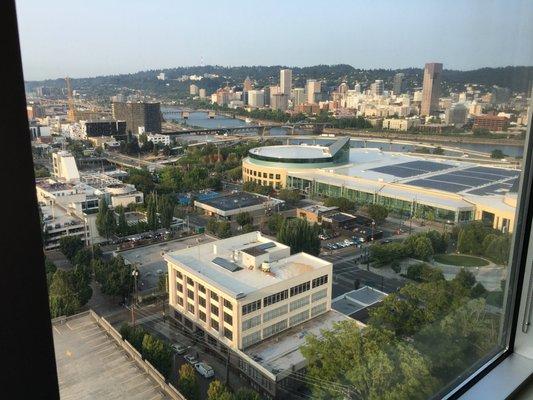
[25,64,533,95]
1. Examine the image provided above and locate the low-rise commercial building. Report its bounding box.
[194,192,283,219]
[473,114,509,131]
[164,232,350,398]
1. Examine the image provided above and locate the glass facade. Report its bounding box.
[287,175,464,223]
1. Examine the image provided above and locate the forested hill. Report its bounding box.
[25,65,533,96]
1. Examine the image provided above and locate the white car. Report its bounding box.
[184,353,198,365]
[194,362,214,378]
[172,343,188,355]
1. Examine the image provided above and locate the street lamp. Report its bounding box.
[131,267,139,327]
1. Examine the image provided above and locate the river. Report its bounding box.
[162,107,524,158]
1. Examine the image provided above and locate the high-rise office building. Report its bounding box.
[243,77,253,92]
[111,101,161,134]
[420,62,443,116]
[370,80,384,96]
[280,69,292,96]
[190,84,199,96]
[392,73,406,95]
[354,83,362,94]
[292,88,306,106]
[271,93,288,111]
[199,88,207,98]
[248,90,265,108]
[444,103,468,127]
[306,79,321,104]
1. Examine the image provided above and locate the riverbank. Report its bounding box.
[323,128,524,147]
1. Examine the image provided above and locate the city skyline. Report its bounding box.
[16,0,533,80]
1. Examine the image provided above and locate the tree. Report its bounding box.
[369,280,468,337]
[48,270,80,318]
[117,206,129,236]
[367,204,388,224]
[236,212,253,227]
[71,263,93,306]
[267,213,285,234]
[141,333,173,377]
[277,189,301,206]
[426,230,448,253]
[453,268,476,290]
[234,388,262,400]
[157,273,168,293]
[93,257,133,300]
[59,236,84,260]
[413,236,434,260]
[277,218,321,256]
[406,263,444,283]
[125,168,155,194]
[414,298,498,384]
[178,364,200,400]
[301,322,438,400]
[96,199,116,239]
[207,380,232,400]
[370,242,407,266]
[146,193,159,231]
[217,221,232,238]
[159,166,183,192]
[159,195,175,229]
[324,197,355,212]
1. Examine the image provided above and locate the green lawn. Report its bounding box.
[433,253,490,267]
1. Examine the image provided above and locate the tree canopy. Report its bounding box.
[277,218,321,256]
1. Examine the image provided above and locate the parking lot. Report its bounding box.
[119,234,215,292]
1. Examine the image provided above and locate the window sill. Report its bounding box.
[459,353,533,400]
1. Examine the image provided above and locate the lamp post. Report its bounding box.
[131,267,139,328]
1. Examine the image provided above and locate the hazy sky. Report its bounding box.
[16,0,533,81]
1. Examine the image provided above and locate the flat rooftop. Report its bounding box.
[196,192,266,211]
[299,204,338,214]
[164,232,331,298]
[243,310,353,376]
[249,144,332,160]
[332,286,387,317]
[53,312,171,400]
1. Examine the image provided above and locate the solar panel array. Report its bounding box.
[369,160,454,178]
[212,257,242,272]
[467,178,518,196]
[407,167,520,194]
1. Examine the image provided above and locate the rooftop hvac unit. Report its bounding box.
[261,261,271,273]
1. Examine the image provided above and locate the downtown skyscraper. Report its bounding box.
[420,62,443,116]
[280,69,292,96]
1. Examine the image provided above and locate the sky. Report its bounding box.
[16,0,533,81]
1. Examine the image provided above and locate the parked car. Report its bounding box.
[184,353,198,365]
[194,362,215,378]
[172,343,188,355]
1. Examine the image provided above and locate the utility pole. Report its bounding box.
[131,267,139,328]
[225,346,230,386]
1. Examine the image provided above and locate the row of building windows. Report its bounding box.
[289,309,310,327]
[242,314,262,331]
[290,281,310,297]
[242,300,261,315]
[311,302,327,317]
[312,275,328,288]
[264,289,289,307]
[263,319,287,339]
[290,295,310,311]
[244,168,281,180]
[263,304,288,323]
[242,331,262,348]
[311,288,328,302]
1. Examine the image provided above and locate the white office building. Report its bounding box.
[165,232,349,398]
[280,69,292,96]
[248,90,265,108]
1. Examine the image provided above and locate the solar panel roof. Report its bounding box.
[369,160,453,178]
[462,167,520,178]
[407,179,470,193]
